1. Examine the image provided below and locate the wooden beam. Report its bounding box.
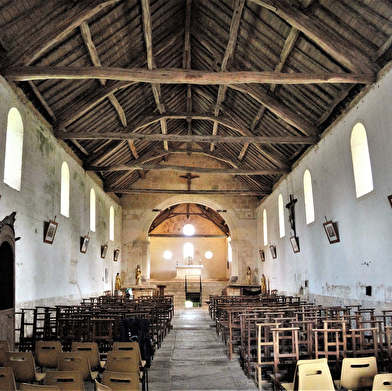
[2,0,122,67]
[56,130,317,144]
[105,188,269,196]
[2,67,375,85]
[87,163,289,175]
[249,0,378,73]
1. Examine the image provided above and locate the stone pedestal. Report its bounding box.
[226,284,261,296]
[175,265,203,280]
[128,284,157,298]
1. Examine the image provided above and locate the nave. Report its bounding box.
[148,307,258,391]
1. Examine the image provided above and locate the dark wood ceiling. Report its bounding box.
[1,0,391,199]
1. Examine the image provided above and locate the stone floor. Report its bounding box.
[148,307,259,391]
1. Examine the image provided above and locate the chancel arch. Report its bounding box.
[136,195,239,281]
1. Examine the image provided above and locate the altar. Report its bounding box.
[126,284,157,298]
[175,265,203,280]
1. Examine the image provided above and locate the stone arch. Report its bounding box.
[137,195,239,280]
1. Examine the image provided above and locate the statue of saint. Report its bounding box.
[115,273,122,290]
[135,265,142,285]
[245,266,252,285]
[260,274,267,295]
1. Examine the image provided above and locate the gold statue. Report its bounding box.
[245,266,252,285]
[135,264,141,285]
[115,273,122,290]
[261,274,266,295]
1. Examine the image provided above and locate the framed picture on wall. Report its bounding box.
[114,249,120,262]
[259,249,265,262]
[290,236,300,253]
[269,245,277,259]
[101,244,108,259]
[80,235,90,253]
[323,220,340,244]
[44,220,58,244]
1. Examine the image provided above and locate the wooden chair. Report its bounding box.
[296,360,335,391]
[57,351,99,381]
[101,371,140,391]
[35,341,62,370]
[43,371,85,391]
[5,351,46,384]
[71,341,105,371]
[95,379,113,391]
[372,373,392,390]
[334,356,378,390]
[0,366,17,391]
[20,384,60,391]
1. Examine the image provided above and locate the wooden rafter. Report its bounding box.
[248,0,378,73]
[211,0,245,152]
[2,0,122,67]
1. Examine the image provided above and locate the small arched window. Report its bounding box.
[278,194,285,238]
[60,162,70,217]
[351,123,374,198]
[263,209,268,246]
[109,206,114,241]
[4,108,24,191]
[303,170,315,224]
[90,189,96,232]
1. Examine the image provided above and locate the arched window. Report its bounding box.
[60,162,70,217]
[303,169,315,224]
[227,237,232,264]
[183,242,194,263]
[263,209,268,246]
[351,123,374,198]
[109,206,114,241]
[4,108,24,191]
[90,189,96,232]
[278,194,285,238]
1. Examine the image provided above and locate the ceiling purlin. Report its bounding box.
[141,0,168,151]
[248,0,379,73]
[210,0,245,153]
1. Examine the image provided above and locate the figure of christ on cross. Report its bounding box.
[286,194,297,236]
[180,172,199,191]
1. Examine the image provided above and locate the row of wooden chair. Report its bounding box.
[0,341,146,390]
[15,295,174,353]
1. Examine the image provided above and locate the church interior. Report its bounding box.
[1,0,392,389]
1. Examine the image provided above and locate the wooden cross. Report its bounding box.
[180,172,199,191]
[285,194,297,235]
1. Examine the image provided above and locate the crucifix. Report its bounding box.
[180,172,199,191]
[286,194,297,236]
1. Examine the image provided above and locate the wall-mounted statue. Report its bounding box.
[245,266,252,285]
[261,274,267,295]
[115,273,122,290]
[135,265,141,285]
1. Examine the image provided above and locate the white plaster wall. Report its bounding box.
[0,77,122,308]
[257,66,392,310]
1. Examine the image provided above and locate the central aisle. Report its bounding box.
[148,307,258,391]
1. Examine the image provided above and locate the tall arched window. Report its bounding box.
[303,169,315,224]
[4,108,24,191]
[263,209,268,246]
[278,194,285,238]
[183,242,194,263]
[351,123,374,198]
[90,189,96,232]
[60,162,70,217]
[109,206,114,241]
